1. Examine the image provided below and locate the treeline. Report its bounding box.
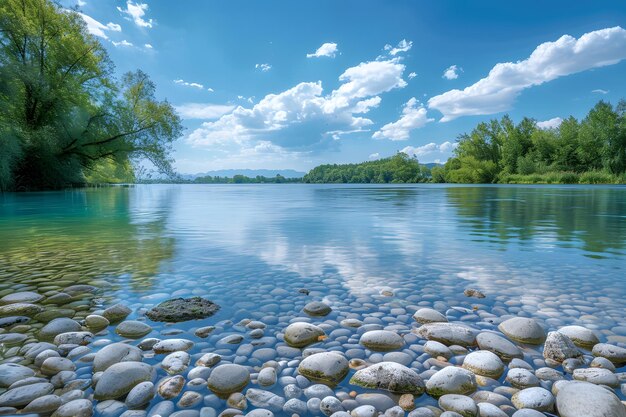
[432,100,626,184]
[0,0,181,191]
[139,174,301,184]
[303,153,431,183]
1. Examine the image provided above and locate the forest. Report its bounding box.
[0,0,181,191]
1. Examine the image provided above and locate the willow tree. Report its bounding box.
[0,0,182,190]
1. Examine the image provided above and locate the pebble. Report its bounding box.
[350,362,424,394]
[207,364,250,395]
[359,330,405,351]
[425,366,477,396]
[298,352,349,385]
[498,318,546,345]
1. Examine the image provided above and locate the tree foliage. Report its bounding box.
[435,100,626,184]
[0,0,182,190]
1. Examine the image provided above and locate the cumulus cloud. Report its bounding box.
[255,63,272,72]
[117,1,153,28]
[400,141,458,159]
[372,98,434,141]
[175,103,236,120]
[112,39,133,47]
[144,43,153,49]
[428,27,626,122]
[442,65,462,80]
[307,42,339,58]
[174,79,204,89]
[384,39,413,56]
[536,117,563,129]
[592,89,609,94]
[369,153,380,160]
[77,13,121,39]
[187,57,408,152]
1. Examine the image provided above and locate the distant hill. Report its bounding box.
[181,169,306,179]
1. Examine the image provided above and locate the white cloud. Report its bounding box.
[77,13,121,39]
[384,39,413,56]
[307,42,339,58]
[112,39,133,47]
[442,65,462,80]
[174,79,205,90]
[117,1,153,28]
[537,117,563,129]
[408,72,417,79]
[207,88,214,92]
[428,26,626,122]
[175,103,236,120]
[77,0,87,6]
[592,89,609,94]
[255,63,272,72]
[369,153,380,160]
[372,98,434,141]
[400,141,458,158]
[144,43,153,49]
[187,57,409,152]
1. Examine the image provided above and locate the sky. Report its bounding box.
[66,0,626,174]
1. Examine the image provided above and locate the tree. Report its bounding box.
[0,0,182,190]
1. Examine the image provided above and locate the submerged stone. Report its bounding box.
[350,362,425,395]
[145,297,220,322]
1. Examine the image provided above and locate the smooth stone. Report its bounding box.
[23,394,62,413]
[438,394,478,417]
[591,343,626,365]
[424,341,453,360]
[0,382,55,407]
[157,375,185,399]
[477,402,508,417]
[94,343,143,372]
[245,389,285,412]
[416,323,477,347]
[116,321,153,338]
[557,325,599,348]
[498,318,545,345]
[298,352,349,385]
[0,363,35,387]
[53,331,93,346]
[207,364,250,395]
[505,368,539,388]
[41,357,76,376]
[178,392,203,408]
[85,314,110,330]
[95,400,126,417]
[148,400,175,417]
[0,316,29,328]
[320,396,344,416]
[283,322,325,348]
[195,326,216,338]
[162,351,191,375]
[103,304,132,323]
[413,308,448,324]
[350,362,424,395]
[304,384,334,399]
[0,303,43,317]
[0,291,43,305]
[126,381,155,409]
[351,405,376,417]
[543,332,581,363]
[258,367,277,387]
[94,362,156,400]
[462,350,504,378]
[572,368,619,387]
[145,297,219,322]
[245,410,273,417]
[284,399,308,415]
[196,353,221,367]
[476,332,523,361]
[359,330,404,351]
[425,367,477,396]
[38,318,82,341]
[511,410,546,417]
[511,387,554,412]
[153,339,194,353]
[555,381,626,417]
[52,399,93,417]
[303,301,332,317]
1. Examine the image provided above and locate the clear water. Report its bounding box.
[1,184,625,411]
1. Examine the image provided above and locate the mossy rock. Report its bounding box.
[145,297,220,322]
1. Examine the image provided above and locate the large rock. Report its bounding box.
[359,330,405,351]
[94,362,156,400]
[283,322,325,348]
[350,362,424,395]
[461,350,504,378]
[498,318,545,345]
[591,343,626,365]
[93,343,143,372]
[298,352,349,385]
[555,381,626,417]
[145,297,219,322]
[0,382,55,407]
[476,332,523,361]
[415,323,477,347]
[511,387,554,412]
[557,325,599,348]
[543,332,581,363]
[38,318,82,342]
[425,367,477,397]
[0,363,35,388]
[207,364,250,395]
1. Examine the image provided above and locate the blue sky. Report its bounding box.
[69,0,626,174]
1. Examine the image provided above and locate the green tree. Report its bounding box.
[0,0,182,190]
